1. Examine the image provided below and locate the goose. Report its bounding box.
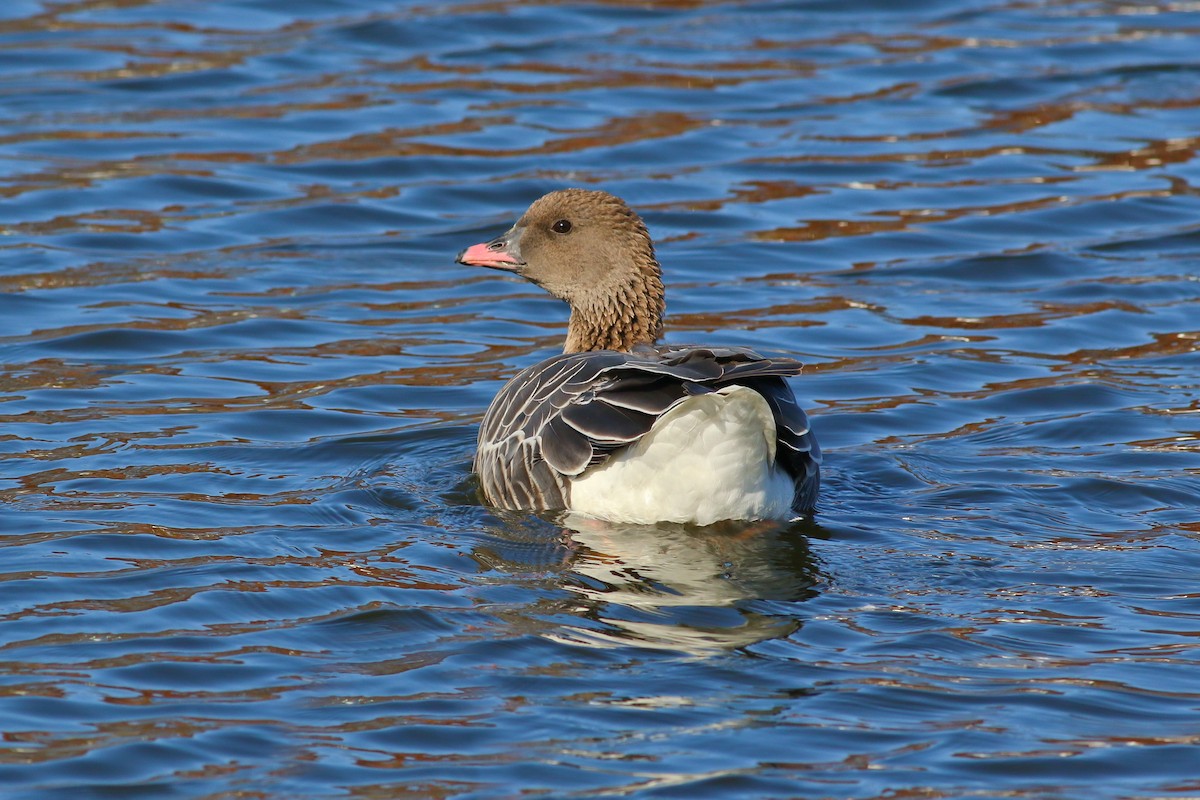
[457,188,820,526]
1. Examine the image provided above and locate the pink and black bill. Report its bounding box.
[457,231,524,271]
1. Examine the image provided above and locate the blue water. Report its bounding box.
[3,1,1200,797]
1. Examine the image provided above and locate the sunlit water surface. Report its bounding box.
[2,1,1200,798]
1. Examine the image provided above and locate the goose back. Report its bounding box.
[475,344,821,514]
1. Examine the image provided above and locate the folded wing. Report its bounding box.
[475,345,821,513]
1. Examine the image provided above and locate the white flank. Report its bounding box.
[568,385,794,525]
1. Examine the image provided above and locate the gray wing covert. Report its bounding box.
[475,346,820,513]
[476,351,684,511]
[749,378,821,512]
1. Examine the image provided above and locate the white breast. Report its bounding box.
[567,385,795,526]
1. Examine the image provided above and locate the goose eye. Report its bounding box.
[551,219,572,234]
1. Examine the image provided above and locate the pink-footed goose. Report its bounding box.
[458,188,820,525]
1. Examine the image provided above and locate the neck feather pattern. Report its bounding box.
[563,266,665,353]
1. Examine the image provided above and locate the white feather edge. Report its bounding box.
[567,385,794,525]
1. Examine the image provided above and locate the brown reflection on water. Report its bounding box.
[1,547,458,629]
[668,299,835,335]
[278,111,710,163]
[648,179,819,212]
[2,159,217,200]
[3,304,308,345]
[1079,136,1199,173]
[753,183,1184,243]
[1067,330,1200,364]
[902,300,1146,332]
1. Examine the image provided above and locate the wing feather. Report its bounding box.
[560,401,654,444]
[543,415,594,476]
[475,344,820,513]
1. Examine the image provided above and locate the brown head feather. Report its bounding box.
[468,189,666,354]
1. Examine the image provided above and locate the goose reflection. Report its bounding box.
[556,516,820,654]
[474,512,822,656]
[404,454,824,655]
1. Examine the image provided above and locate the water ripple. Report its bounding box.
[3,0,1200,798]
